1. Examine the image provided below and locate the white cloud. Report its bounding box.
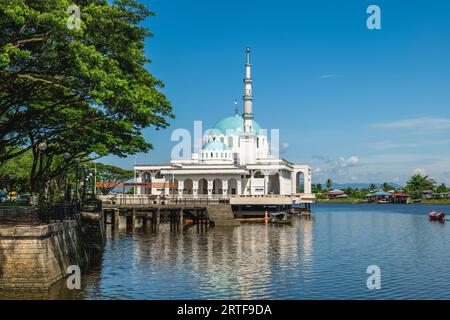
[367,140,450,150]
[413,168,427,176]
[336,155,360,168]
[373,117,450,130]
[280,142,289,153]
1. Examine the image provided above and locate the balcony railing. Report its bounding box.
[0,203,80,226]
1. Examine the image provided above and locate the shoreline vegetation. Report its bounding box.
[317,198,450,204]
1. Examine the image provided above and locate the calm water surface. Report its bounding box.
[2,203,450,300]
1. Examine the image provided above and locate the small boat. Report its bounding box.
[269,212,292,225]
[428,211,445,222]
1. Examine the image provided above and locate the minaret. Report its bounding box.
[243,47,254,133]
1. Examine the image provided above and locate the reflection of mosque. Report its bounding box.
[129,220,314,299]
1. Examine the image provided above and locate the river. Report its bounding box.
[1,203,449,300]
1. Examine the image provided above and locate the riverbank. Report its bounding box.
[317,198,450,204]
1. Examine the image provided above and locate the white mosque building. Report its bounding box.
[134,48,314,207]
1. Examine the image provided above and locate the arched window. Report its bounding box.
[228,137,233,148]
[211,152,213,158]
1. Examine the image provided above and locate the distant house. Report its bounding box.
[432,192,450,199]
[327,189,348,199]
[366,191,391,203]
[422,190,433,200]
[391,193,409,204]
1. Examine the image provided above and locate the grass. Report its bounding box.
[421,199,450,204]
[0,202,32,207]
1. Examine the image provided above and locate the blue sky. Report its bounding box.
[102,0,450,185]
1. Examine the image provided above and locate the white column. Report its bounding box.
[222,180,228,198]
[193,180,198,198]
[178,180,184,197]
[237,180,242,195]
[305,169,312,194]
[207,180,213,197]
[291,171,297,194]
[264,174,269,195]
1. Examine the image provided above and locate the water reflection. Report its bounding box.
[2,204,450,299]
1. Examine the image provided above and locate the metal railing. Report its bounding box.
[0,203,80,226]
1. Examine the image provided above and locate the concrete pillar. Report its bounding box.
[222,180,228,198]
[126,209,136,231]
[291,171,297,195]
[207,180,213,197]
[112,209,119,230]
[193,180,198,198]
[264,175,269,195]
[305,168,312,194]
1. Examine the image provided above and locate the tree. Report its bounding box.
[326,179,333,190]
[368,183,377,191]
[0,0,173,195]
[436,183,447,193]
[382,182,394,192]
[0,150,33,193]
[94,163,133,195]
[405,174,436,199]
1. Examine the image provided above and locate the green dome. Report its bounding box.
[213,115,261,134]
[203,140,228,151]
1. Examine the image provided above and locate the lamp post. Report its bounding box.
[74,158,80,204]
[63,152,70,203]
[38,142,47,206]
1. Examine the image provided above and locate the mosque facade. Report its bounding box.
[134,49,313,204]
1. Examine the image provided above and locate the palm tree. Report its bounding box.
[368,183,377,191]
[405,174,436,199]
[326,179,333,191]
[382,182,394,192]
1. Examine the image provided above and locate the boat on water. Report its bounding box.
[428,211,445,222]
[269,212,292,225]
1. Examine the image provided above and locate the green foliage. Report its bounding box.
[326,179,332,190]
[381,182,394,192]
[93,162,133,195]
[405,174,436,199]
[0,149,33,192]
[436,183,448,193]
[0,0,173,167]
[0,0,173,196]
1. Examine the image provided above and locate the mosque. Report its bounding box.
[134,48,314,208]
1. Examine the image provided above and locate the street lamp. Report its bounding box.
[63,152,70,203]
[38,142,47,206]
[74,158,80,204]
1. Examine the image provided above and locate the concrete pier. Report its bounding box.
[0,212,105,291]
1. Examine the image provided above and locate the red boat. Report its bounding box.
[428,211,445,222]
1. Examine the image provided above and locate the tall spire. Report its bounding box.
[243,47,254,133]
